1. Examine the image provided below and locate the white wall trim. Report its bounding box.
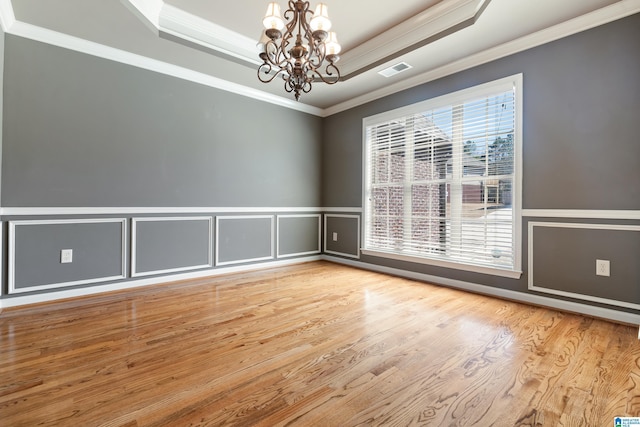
[159,4,260,66]
[338,0,487,77]
[0,206,337,216]
[523,209,640,220]
[324,0,640,116]
[0,0,15,32]
[215,215,275,267]
[131,216,213,277]
[322,255,640,326]
[528,221,640,311]
[120,0,162,33]
[324,214,361,259]
[0,206,366,216]
[322,207,363,213]
[360,249,523,279]
[4,21,323,117]
[8,218,127,294]
[0,256,322,310]
[276,214,322,259]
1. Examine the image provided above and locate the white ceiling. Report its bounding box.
[3,0,639,115]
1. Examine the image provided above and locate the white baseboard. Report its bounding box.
[0,256,321,310]
[321,255,640,326]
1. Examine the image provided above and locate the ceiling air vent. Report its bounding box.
[378,62,413,78]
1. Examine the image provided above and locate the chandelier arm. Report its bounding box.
[306,43,325,69]
[325,61,340,80]
[262,40,293,70]
[311,61,340,85]
[258,63,289,84]
[282,0,299,49]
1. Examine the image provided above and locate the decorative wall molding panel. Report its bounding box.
[528,221,640,310]
[131,217,213,277]
[0,208,335,305]
[215,215,275,266]
[324,214,361,259]
[8,218,127,294]
[276,214,322,258]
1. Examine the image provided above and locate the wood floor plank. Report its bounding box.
[1,261,640,426]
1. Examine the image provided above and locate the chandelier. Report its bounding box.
[257,1,341,101]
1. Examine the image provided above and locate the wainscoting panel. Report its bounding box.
[0,208,339,307]
[324,214,361,259]
[528,221,640,310]
[216,215,274,266]
[8,219,127,293]
[277,214,321,258]
[132,217,213,277]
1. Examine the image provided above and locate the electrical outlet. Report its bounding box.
[332,232,338,241]
[61,249,73,264]
[596,259,610,277]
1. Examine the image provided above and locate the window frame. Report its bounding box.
[361,74,523,279]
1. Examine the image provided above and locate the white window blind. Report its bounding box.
[363,75,522,277]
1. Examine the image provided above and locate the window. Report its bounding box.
[362,75,522,278]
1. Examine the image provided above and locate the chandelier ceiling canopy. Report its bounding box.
[257,1,341,101]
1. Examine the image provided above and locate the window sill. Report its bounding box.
[360,249,522,279]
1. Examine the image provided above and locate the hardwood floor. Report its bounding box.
[1,261,639,426]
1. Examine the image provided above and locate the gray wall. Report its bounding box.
[2,13,639,316]
[321,13,640,310]
[0,35,323,298]
[2,36,322,208]
[323,13,640,210]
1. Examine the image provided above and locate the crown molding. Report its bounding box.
[323,0,640,116]
[120,0,162,34]
[0,0,15,32]
[158,4,261,66]
[339,0,488,78]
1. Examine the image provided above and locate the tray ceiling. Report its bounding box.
[2,0,638,115]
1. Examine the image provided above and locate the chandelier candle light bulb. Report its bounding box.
[257,1,341,101]
[310,4,331,32]
[325,31,341,55]
[263,3,285,30]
